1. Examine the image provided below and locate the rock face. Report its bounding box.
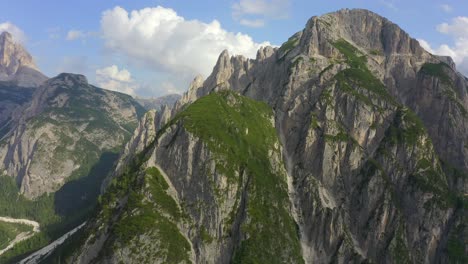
[54,9,467,264]
[0,32,47,138]
[0,73,145,198]
[0,82,34,139]
[0,31,47,87]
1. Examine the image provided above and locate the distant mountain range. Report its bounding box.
[136,94,181,111]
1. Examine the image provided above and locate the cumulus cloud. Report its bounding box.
[96,65,138,96]
[440,4,453,13]
[231,0,290,27]
[0,22,26,43]
[418,17,468,75]
[436,17,468,38]
[100,5,270,91]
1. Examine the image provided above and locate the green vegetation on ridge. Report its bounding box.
[279,35,299,56]
[332,39,397,106]
[104,166,190,263]
[172,91,304,263]
[420,62,452,85]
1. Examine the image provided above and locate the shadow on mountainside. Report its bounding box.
[54,152,119,218]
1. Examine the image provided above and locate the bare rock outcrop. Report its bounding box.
[0,31,47,87]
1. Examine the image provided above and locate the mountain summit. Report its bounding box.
[0,31,47,87]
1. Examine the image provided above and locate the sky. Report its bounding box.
[1,0,467,98]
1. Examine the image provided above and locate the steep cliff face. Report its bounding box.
[0,31,47,87]
[0,82,34,139]
[0,31,47,140]
[0,73,145,199]
[56,8,467,264]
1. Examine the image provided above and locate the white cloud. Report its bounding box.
[440,4,453,13]
[96,65,137,96]
[436,17,468,38]
[231,0,290,27]
[0,22,26,43]
[66,30,86,41]
[100,5,270,93]
[418,17,468,75]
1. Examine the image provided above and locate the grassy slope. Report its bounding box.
[0,222,33,250]
[332,39,397,107]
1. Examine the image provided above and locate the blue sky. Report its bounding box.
[1,0,467,97]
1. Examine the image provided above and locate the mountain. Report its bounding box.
[0,31,47,87]
[0,81,34,139]
[43,9,467,264]
[136,94,181,111]
[0,73,145,263]
[0,31,48,138]
[0,73,145,198]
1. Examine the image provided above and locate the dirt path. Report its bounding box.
[0,216,40,256]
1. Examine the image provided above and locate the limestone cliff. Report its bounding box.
[0,31,47,87]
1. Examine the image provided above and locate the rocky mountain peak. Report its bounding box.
[0,31,36,72]
[0,31,47,87]
[200,49,252,97]
[53,72,89,85]
[17,73,91,122]
[174,75,205,108]
[256,46,275,61]
[300,8,429,60]
[42,73,89,92]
